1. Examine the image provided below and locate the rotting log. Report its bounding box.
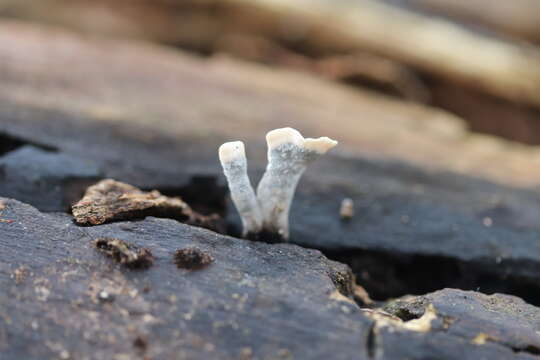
[0,198,365,360]
[223,0,540,108]
[1,20,540,188]
[2,0,540,144]
[408,0,540,43]
[3,22,540,305]
[1,20,540,359]
[0,0,540,109]
[1,199,540,359]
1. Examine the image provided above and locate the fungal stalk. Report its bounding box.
[219,141,263,236]
[257,128,337,239]
[219,128,337,241]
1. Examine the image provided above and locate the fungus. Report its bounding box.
[257,128,338,239]
[219,141,263,236]
[219,128,337,241]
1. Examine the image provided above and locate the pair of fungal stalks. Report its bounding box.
[219,127,337,241]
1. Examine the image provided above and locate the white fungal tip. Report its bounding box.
[266,127,304,149]
[266,127,337,154]
[219,141,245,163]
[304,137,338,154]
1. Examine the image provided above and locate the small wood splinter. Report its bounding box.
[340,198,354,220]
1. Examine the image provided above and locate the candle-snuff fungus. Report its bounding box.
[219,127,337,241]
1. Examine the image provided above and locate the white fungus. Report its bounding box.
[219,128,337,240]
[257,128,337,239]
[219,141,263,236]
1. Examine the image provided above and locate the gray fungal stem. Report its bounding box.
[256,128,337,240]
[219,141,263,236]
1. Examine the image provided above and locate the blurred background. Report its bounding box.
[1,0,540,143]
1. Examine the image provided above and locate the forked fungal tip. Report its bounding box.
[304,137,338,154]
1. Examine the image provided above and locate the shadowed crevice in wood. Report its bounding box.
[0,131,57,156]
[325,249,540,307]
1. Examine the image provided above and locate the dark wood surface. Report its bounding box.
[1,20,540,359]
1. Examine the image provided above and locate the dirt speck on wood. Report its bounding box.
[94,237,155,269]
[174,248,214,270]
[133,335,148,352]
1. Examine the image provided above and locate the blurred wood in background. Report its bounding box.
[407,0,540,43]
[1,0,540,143]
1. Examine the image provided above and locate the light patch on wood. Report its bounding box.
[329,290,356,305]
[472,333,489,345]
[402,304,437,332]
[353,284,373,305]
[362,304,438,333]
[361,308,404,327]
[471,332,499,345]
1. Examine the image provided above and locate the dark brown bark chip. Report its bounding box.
[72,179,224,233]
[94,237,154,269]
[174,248,214,270]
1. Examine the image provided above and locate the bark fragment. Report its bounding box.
[72,179,224,233]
